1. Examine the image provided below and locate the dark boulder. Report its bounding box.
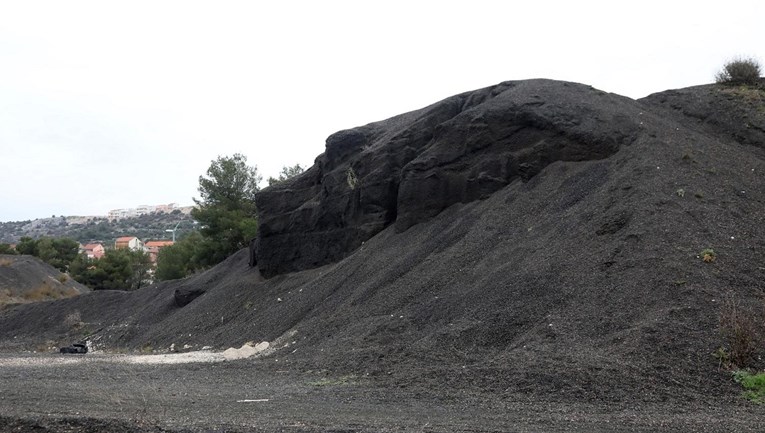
[248,237,258,268]
[174,287,205,307]
[59,342,87,354]
[254,79,645,278]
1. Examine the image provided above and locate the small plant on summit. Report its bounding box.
[715,57,762,86]
[700,248,716,263]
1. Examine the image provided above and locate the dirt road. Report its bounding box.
[2,353,765,432]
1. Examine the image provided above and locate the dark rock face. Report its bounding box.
[255,79,646,277]
[174,288,205,307]
[248,238,258,267]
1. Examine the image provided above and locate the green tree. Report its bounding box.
[15,237,38,256]
[128,249,153,290]
[155,231,206,281]
[267,163,305,186]
[70,249,152,290]
[0,243,17,255]
[68,253,97,287]
[191,154,261,265]
[12,236,79,271]
[36,237,79,271]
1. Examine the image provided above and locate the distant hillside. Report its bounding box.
[0,208,196,245]
[0,255,89,306]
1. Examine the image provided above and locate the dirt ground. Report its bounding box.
[1,353,765,433]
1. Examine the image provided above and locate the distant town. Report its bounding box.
[81,236,174,265]
[0,203,197,245]
[106,203,193,220]
[0,204,200,276]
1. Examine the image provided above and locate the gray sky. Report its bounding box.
[1,1,763,222]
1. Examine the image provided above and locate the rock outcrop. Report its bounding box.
[255,79,646,277]
[174,287,204,307]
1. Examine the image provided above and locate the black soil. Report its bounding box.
[1,80,764,432]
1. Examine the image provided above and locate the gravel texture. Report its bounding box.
[2,353,765,432]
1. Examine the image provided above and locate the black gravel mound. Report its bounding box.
[255,80,645,277]
[0,79,763,407]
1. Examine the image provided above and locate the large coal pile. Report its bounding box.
[254,80,645,277]
[0,79,763,403]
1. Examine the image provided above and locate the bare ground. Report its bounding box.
[2,352,765,433]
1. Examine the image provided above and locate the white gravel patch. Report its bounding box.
[122,350,226,364]
[0,342,269,367]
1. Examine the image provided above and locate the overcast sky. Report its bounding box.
[1,1,763,222]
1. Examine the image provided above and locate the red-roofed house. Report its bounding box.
[115,236,144,252]
[81,243,105,259]
[144,240,175,263]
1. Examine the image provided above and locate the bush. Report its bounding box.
[733,370,765,404]
[155,231,206,281]
[719,292,761,368]
[700,248,716,263]
[715,57,762,85]
[0,243,17,255]
[22,281,57,301]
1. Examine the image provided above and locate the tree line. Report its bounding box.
[0,155,304,289]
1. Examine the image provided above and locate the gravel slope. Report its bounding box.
[0,254,89,305]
